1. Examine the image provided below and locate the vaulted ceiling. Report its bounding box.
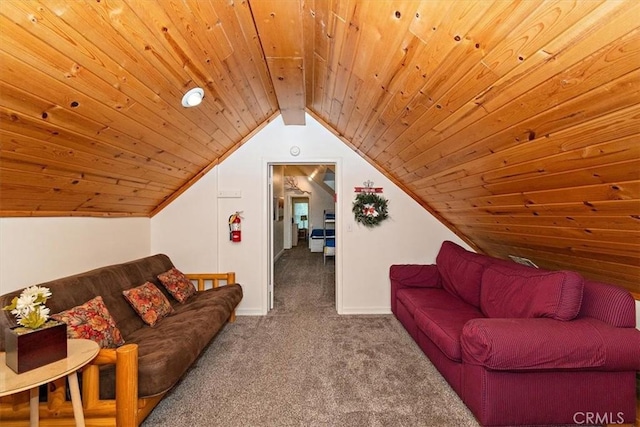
[0,1,638,294]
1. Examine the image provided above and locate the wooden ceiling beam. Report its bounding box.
[249,0,306,125]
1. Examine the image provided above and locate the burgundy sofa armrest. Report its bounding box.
[461,317,640,372]
[390,264,441,314]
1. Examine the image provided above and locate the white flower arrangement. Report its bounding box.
[3,285,52,329]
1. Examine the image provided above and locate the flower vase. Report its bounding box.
[4,320,67,373]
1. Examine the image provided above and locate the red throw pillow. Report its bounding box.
[52,296,125,348]
[157,268,197,303]
[123,282,174,327]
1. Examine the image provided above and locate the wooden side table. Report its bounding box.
[0,339,99,427]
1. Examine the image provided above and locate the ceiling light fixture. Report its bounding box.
[181,87,204,107]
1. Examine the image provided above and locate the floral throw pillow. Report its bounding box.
[157,268,197,303]
[123,282,174,327]
[51,296,125,348]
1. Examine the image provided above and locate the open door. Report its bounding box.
[266,165,275,311]
[267,162,337,314]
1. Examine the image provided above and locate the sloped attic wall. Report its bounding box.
[151,113,471,315]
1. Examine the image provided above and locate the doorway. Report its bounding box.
[267,162,337,313]
[292,197,309,245]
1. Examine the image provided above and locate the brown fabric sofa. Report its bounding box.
[0,254,242,426]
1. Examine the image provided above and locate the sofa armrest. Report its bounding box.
[83,344,139,425]
[390,264,441,315]
[390,264,441,288]
[185,272,237,291]
[186,272,238,322]
[461,317,640,372]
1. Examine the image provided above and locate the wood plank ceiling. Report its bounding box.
[0,1,638,293]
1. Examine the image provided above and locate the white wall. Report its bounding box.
[150,168,218,273]
[291,176,335,232]
[150,113,469,315]
[0,217,150,294]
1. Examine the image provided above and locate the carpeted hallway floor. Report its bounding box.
[142,244,479,426]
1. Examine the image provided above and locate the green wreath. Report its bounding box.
[352,193,389,227]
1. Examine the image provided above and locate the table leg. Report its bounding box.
[29,387,38,427]
[67,371,85,427]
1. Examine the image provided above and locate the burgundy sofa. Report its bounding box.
[390,241,640,426]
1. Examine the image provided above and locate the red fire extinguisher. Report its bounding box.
[229,212,242,242]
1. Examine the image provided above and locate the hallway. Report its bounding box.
[272,244,335,316]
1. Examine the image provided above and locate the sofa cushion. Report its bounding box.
[436,241,488,308]
[123,282,174,327]
[480,264,584,320]
[398,287,484,361]
[397,288,445,317]
[52,296,125,348]
[101,284,243,398]
[461,318,607,370]
[157,268,197,303]
[415,303,484,362]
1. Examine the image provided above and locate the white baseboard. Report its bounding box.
[339,307,392,315]
[236,308,266,316]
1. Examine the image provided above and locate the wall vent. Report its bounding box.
[508,255,538,268]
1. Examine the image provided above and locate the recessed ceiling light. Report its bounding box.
[182,88,204,107]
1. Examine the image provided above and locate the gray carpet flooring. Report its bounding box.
[142,244,479,426]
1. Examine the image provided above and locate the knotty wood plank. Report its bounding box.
[320,1,348,120]
[121,0,252,137]
[0,170,165,208]
[216,0,279,119]
[0,154,173,196]
[250,0,305,124]
[0,133,184,192]
[458,223,639,249]
[302,0,317,108]
[397,68,640,181]
[422,0,627,144]
[429,181,640,213]
[330,1,363,134]
[343,1,426,144]
[379,1,635,171]
[449,214,640,232]
[0,106,195,184]
[421,157,640,203]
[0,49,213,167]
[2,1,235,153]
[171,0,266,125]
[250,0,304,58]
[0,85,205,175]
[478,242,639,293]
[411,104,640,191]
[267,57,306,125]
[359,0,523,154]
[443,199,640,218]
[471,229,639,263]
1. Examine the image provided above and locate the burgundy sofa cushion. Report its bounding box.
[480,263,584,320]
[461,317,640,371]
[436,241,487,308]
[396,288,445,317]
[461,318,605,370]
[415,303,484,362]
